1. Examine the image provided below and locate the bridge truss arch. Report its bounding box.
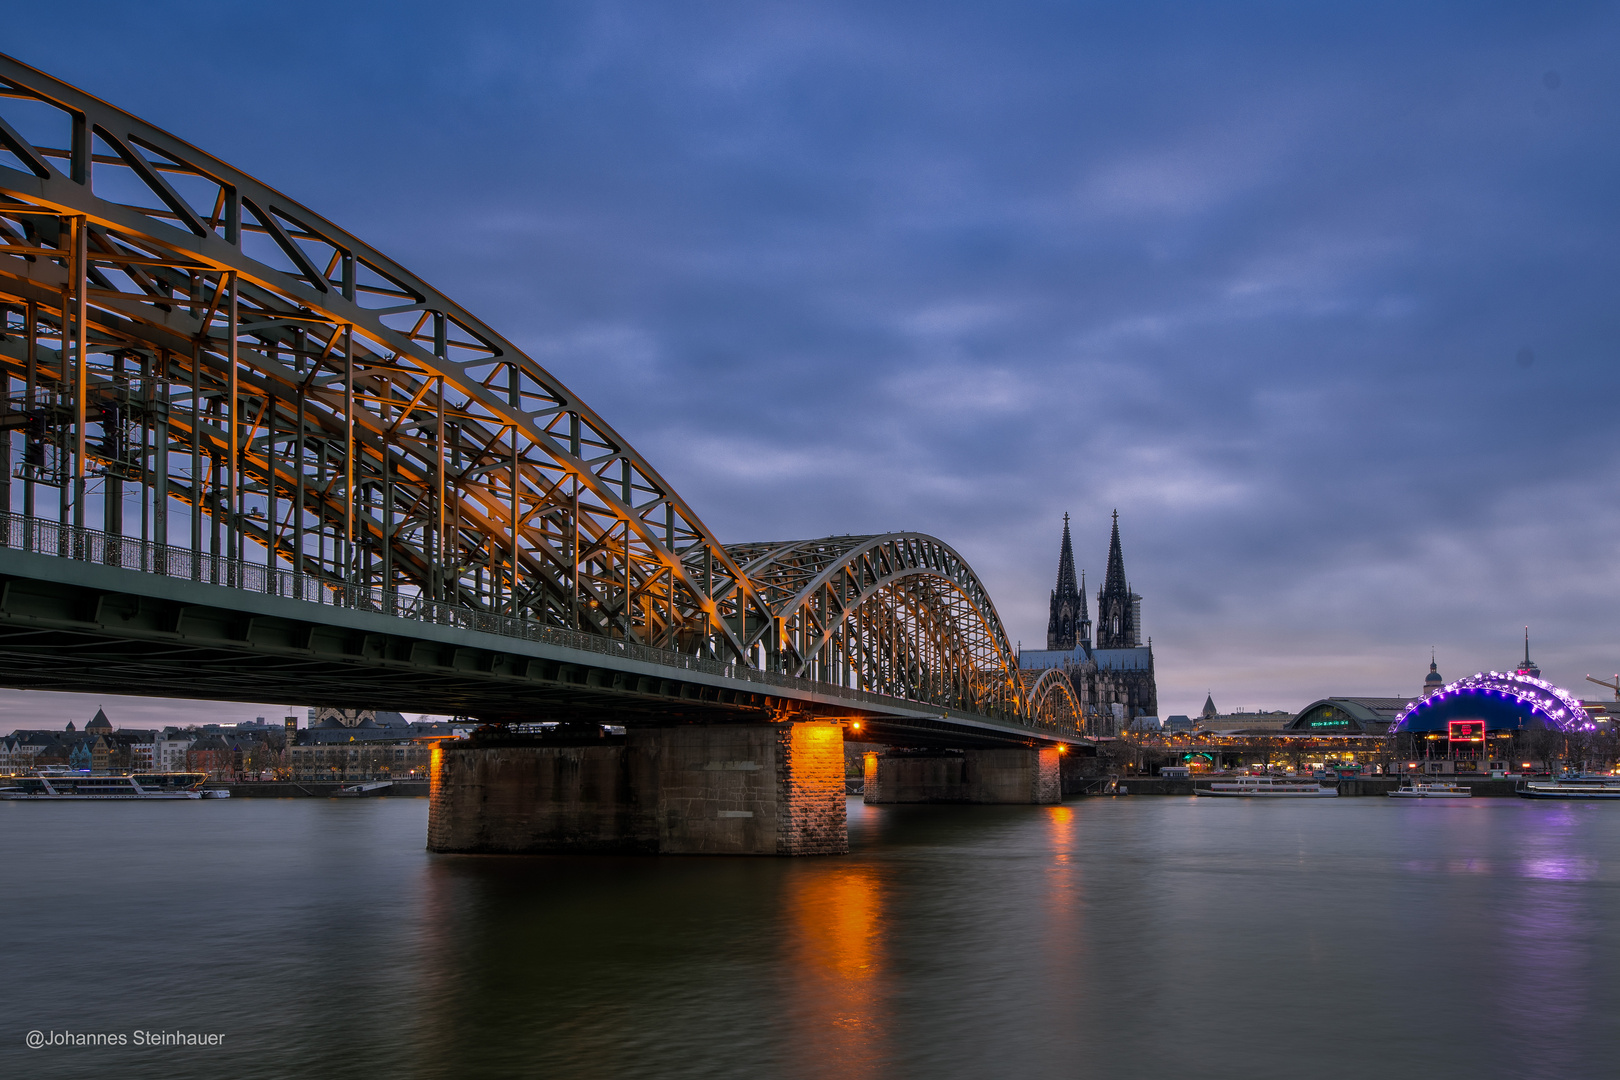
[0,53,778,662]
[1020,667,1084,734]
[723,534,1029,722]
[0,55,1050,730]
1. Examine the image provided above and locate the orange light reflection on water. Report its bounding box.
[1042,802,1083,1017]
[783,864,887,1077]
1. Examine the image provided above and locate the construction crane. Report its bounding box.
[1584,674,1620,701]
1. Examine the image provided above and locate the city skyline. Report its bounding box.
[4,3,1619,723]
[0,614,1594,731]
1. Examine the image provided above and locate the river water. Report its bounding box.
[2,795,1616,1079]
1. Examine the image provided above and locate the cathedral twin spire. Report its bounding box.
[1102,510,1128,604]
[1054,513,1078,598]
[1097,509,1138,649]
[1048,510,1139,652]
[1046,513,1088,650]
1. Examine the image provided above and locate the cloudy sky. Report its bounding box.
[5,1,1620,728]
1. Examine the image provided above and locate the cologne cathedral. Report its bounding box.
[1018,512,1158,735]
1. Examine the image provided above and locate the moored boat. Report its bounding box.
[332,780,393,798]
[1389,781,1472,799]
[1517,777,1620,800]
[0,772,208,800]
[1195,776,1338,798]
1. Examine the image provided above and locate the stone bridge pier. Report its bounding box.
[862,747,1061,805]
[427,721,848,856]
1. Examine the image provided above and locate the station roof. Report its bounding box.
[1285,697,1414,736]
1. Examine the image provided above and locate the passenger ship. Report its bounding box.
[1517,777,1620,801]
[1195,776,1338,798]
[1389,781,1471,799]
[0,772,210,800]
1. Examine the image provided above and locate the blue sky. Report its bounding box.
[4,1,1620,728]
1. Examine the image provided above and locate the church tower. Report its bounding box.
[1096,510,1140,649]
[1423,651,1444,698]
[1046,514,1088,650]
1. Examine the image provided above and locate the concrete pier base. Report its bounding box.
[862,747,1061,804]
[427,722,847,855]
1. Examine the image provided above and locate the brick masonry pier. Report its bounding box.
[862,748,1061,805]
[427,722,848,855]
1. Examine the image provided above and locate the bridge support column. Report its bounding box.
[862,747,1061,805]
[426,721,847,855]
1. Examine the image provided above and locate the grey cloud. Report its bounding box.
[5,0,1620,722]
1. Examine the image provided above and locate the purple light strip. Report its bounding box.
[1390,670,1586,734]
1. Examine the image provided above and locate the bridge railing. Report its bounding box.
[0,512,1065,733]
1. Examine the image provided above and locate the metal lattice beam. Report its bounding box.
[725,534,1028,720]
[1021,667,1084,734]
[0,53,774,664]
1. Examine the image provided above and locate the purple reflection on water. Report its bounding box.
[1499,805,1600,1078]
[1520,856,1596,882]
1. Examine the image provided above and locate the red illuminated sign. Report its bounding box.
[1448,720,1485,743]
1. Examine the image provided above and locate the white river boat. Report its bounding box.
[1195,777,1338,798]
[0,772,208,800]
[1517,778,1620,800]
[1389,781,1472,799]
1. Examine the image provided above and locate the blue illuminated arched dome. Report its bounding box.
[1391,671,1588,734]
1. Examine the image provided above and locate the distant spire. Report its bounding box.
[1054,513,1078,597]
[1096,510,1135,648]
[1516,627,1540,679]
[1102,509,1127,600]
[1424,649,1443,697]
[1046,514,1082,650]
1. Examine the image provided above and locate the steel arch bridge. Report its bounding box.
[1020,668,1085,733]
[0,55,1071,740]
[726,534,1025,718]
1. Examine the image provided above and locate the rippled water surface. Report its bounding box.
[3,796,1617,1079]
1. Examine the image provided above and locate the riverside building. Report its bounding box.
[1387,639,1590,775]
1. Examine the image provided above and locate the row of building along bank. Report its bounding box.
[1126,641,1614,777]
[0,708,471,781]
[1016,514,1611,773]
